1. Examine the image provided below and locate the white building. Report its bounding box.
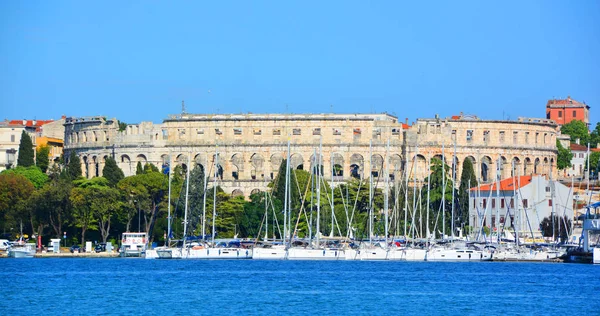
[0,122,25,171]
[469,175,573,240]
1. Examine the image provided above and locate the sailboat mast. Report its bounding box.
[451,140,457,239]
[369,140,373,244]
[283,139,290,244]
[442,143,445,240]
[264,173,268,240]
[426,157,431,240]
[167,152,172,245]
[212,145,219,245]
[183,154,191,239]
[330,150,334,238]
[316,145,321,246]
[202,156,208,241]
[384,138,390,247]
[495,156,501,243]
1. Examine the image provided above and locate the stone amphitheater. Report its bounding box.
[64,112,559,196]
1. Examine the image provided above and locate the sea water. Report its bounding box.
[1,259,598,315]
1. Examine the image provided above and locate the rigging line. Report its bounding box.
[346,179,364,242]
[290,172,315,248]
[319,175,344,238]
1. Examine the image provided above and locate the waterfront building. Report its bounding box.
[469,175,573,240]
[64,112,559,196]
[546,96,590,128]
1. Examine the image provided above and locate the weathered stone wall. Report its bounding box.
[63,113,558,196]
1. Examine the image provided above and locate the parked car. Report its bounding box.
[94,243,106,253]
[70,245,82,253]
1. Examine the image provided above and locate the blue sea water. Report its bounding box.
[1,259,598,315]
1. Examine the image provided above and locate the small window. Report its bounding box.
[451,130,456,140]
[545,186,550,192]
[573,110,576,118]
[372,128,381,137]
[391,128,400,135]
[353,128,361,135]
[513,131,518,144]
[483,130,490,143]
[510,199,515,208]
[197,128,204,135]
[522,199,528,208]
[215,128,222,135]
[525,132,529,143]
[549,199,553,206]
[466,130,473,142]
[253,128,262,135]
[333,128,341,136]
[312,128,321,136]
[492,199,496,208]
[233,128,242,136]
[273,128,281,136]
[483,198,487,209]
[162,130,168,140]
[10,135,15,142]
[499,131,505,143]
[535,132,539,144]
[501,199,505,208]
[293,128,301,136]
[558,111,562,118]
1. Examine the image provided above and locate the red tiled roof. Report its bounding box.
[546,97,588,108]
[8,119,54,127]
[470,175,533,192]
[570,143,589,151]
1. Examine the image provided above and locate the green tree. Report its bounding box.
[29,178,72,239]
[584,151,600,179]
[143,163,159,173]
[17,131,34,168]
[458,158,477,228]
[540,215,572,242]
[589,122,600,148]
[0,173,34,236]
[1,166,48,189]
[426,158,455,236]
[136,161,143,175]
[36,145,50,173]
[117,171,168,242]
[103,157,124,187]
[66,151,82,180]
[560,119,589,145]
[556,140,573,170]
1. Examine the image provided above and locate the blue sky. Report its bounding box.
[1,1,599,125]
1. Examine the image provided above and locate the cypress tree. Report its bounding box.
[103,156,124,187]
[66,151,82,180]
[143,162,159,173]
[136,161,143,175]
[17,130,34,167]
[458,158,477,229]
[36,145,50,173]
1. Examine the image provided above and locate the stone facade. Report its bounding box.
[64,113,559,196]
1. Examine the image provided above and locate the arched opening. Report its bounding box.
[511,157,521,177]
[250,188,261,196]
[290,153,304,170]
[332,153,344,177]
[350,153,364,179]
[250,153,265,180]
[231,189,244,197]
[270,153,283,180]
[371,154,383,178]
[83,156,89,178]
[524,157,532,175]
[480,156,492,183]
[309,153,324,176]
[534,158,541,174]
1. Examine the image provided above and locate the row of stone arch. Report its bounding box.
[78,151,555,185]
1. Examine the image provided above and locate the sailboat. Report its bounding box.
[150,149,252,260]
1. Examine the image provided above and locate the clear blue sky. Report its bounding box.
[1,1,599,125]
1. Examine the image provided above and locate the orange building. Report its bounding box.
[546,96,590,127]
